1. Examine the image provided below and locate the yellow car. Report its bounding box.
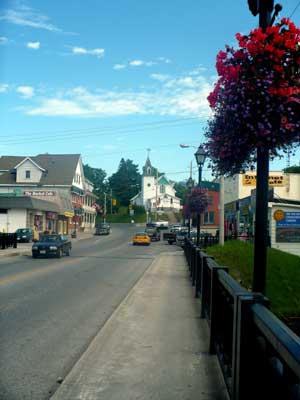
[132,232,151,246]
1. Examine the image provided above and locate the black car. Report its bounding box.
[16,228,33,243]
[95,223,111,235]
[145,227,160,241]
[32,234,71,258]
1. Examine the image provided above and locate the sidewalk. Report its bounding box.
[51,251,228,400]
[0,230,95,258]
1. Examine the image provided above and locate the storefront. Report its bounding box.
[57,212,73,235]
[45,211,57,233]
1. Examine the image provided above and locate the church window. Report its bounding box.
[160,185,165,193]
[147,183,151,187]
[147,167,151,175]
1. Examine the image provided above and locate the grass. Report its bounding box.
[105,206,146,224]
[206,241,300,318]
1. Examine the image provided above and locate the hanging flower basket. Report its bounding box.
[205,18,300,176]
[185,188,208,216]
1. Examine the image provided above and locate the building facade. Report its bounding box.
[223,171,300,255]
[0,154,97,235]
[131,157,181,211]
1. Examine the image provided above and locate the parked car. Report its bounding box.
[132,232,151,246]
[156,221,169,230]
[145,227,160,241]
[16,228,33,243]
[162,231,177,244]
[95,223,111,235]
[176,230,189,247]
[32,234,72,258]
[170,224,182,233]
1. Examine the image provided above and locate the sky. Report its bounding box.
[1,0,300,183]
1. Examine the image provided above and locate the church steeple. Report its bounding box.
[142,149,155,176]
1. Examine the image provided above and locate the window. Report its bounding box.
[204,211,215,225]
[25,170,31,179]
[160,185,165,193]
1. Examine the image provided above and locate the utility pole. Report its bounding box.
[104,192,107,223]
[219,176,224,245]
[155,170,158,222]
[110,188,112,214]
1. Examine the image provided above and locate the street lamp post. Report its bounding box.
[194,145,207,247]
[248,0,282,295]
[186,167,194,238]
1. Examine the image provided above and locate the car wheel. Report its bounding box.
[57,249,62,258]
[32,253,37,259]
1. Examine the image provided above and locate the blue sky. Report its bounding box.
[1,0,300,182]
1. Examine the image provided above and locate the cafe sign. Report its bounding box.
[242,174,285,187]
[24,190,57,197]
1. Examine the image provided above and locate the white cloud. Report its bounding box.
[0,3,61,32]
[17,86,34,98]
[27,41,40,49]
[0,84,9,93]
[129,59,156,67]
[0,36,8,45]
[115,57,169,70]
[113,64,126,70]
[129,59,143,67]
[150,73,170,82]
[72,47,87,55]
[72,46,104,58]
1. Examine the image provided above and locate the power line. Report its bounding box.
[289,0,300,18]
[1,119,200,146]
[1,116,199,142]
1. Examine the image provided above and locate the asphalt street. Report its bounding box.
[0,224,178,400]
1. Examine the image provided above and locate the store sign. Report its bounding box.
[24,190,57,197]
[46,212,57,220]
[276,211,300,243]
[64,212,74,218]
[242,174,286,186]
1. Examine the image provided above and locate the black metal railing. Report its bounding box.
[184,238,300,400]
[0,233,17,250]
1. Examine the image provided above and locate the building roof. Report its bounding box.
[157,175,169,185]
[201,181,220,192]
[0,154,80,186]
[0,196,60,212]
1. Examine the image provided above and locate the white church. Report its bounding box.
[130,156,181,211]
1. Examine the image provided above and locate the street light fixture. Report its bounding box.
[194,145,207,246]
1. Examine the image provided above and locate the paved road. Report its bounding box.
[0,224,178,400]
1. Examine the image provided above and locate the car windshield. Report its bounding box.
[135,232,147,236]
[17,229,30,233]
[40,235,60,242]
[146,229,155,233]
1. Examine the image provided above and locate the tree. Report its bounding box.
[83,164,107,205]
[284,165,300,174]
[108,159,141,206]
[83,164,107,191]
[174,181,188,204]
